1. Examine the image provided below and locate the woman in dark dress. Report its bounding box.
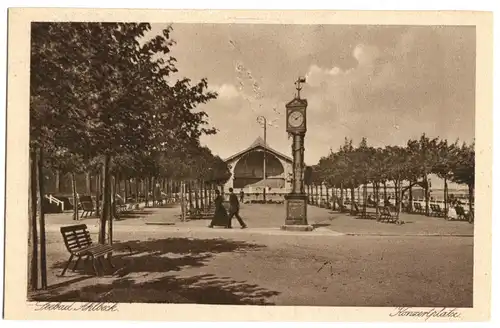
[209,190,229,228]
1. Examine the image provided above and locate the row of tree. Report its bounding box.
[308,134,475,218]
[29,23,230,291]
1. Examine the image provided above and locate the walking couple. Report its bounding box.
[209,188,247,229]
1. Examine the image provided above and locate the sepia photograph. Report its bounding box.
[4,8,493,322]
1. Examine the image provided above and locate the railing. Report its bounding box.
[45,194,64,211]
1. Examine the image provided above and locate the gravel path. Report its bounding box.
[32,223,473,307]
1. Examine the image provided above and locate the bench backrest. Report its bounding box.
[381,206,391,215]
[60,224,93,253]
[455,206,466,215]
[80,201,94,211]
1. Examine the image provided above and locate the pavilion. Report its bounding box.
[224,137,293,192]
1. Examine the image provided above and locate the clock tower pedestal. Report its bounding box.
[282,193,312,231]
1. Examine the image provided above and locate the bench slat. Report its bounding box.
[75,244,113,256]
[64,231,91,239]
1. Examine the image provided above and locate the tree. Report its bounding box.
[29,23,219,290]
[407,134,439,216]
[451,141,475,213]
[432,140,459,218]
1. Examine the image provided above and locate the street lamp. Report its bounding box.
[256,115,267,202]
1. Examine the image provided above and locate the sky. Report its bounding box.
[148,23,476,166]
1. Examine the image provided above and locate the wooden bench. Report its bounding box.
[351,202,360,216]
[413,202,424,214]
[60,224,114,276]
[378,206,399,223]
[430,203,445,217]
[79,201,96,218]
[186,205,216,219]
[452,205,471,222]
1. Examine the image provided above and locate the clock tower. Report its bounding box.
[281,77,313,231]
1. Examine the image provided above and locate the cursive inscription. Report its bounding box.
[34,302,118,312]
[389,307,461,321]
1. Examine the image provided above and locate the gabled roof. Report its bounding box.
[225,137,292,163]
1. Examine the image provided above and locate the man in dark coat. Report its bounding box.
[228,188,247,229]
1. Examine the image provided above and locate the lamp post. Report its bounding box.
[257,115,267,202]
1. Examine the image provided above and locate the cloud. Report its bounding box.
[353,44,380,66]
[167,24,475,164]
[215,83,240,99]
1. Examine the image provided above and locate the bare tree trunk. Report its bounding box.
[314,185,318,206]
[151,176,156,207]
[124,178,128,203]
[383,181,387,202]
[325,186,329,209]
[108,172,115,243]
[444,178,448,219]
[423,173,430,216]
[397,179,403,219]
[55,169,61,194]
[145,177,150,207]
[350,184,355,214]
[95,174,101,216]
[188,181,193,210]
[28,150,38,292]
[393,180,399,211]
[37,148,47,289]
[180,181,186,221]
[99,154,111,244]
[204,182,208,209]
[208,182,213,205]
[468,184,474,214]
[409,182,413,212]
[194,180,200,209]
[332,187,336,210]
[135,178,140,204]
[71,173,79,221]
[374,182,379,218]
[363,183,367,216]
[200,180,205,209]
[85,172,92,195]
[320,184,324,207]
[167,179,172,199]
[112,175,118,220]
[340,183,344,211]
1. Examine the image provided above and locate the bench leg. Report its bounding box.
[91,256,100,276]
[60,254,74,276]
[98,256,107,274]
[107,252,115,268]
[73,256,82,271]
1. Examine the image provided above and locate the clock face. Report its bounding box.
[289,111,304,128]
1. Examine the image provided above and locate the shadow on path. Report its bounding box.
[34,273,279,305]
[115,209,156,220]
[33,237,278,305]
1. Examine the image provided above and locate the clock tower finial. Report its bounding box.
[294,77,306,99]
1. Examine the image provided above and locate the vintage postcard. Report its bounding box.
[4,8,493,322]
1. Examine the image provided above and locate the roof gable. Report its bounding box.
[225,137,292,163]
